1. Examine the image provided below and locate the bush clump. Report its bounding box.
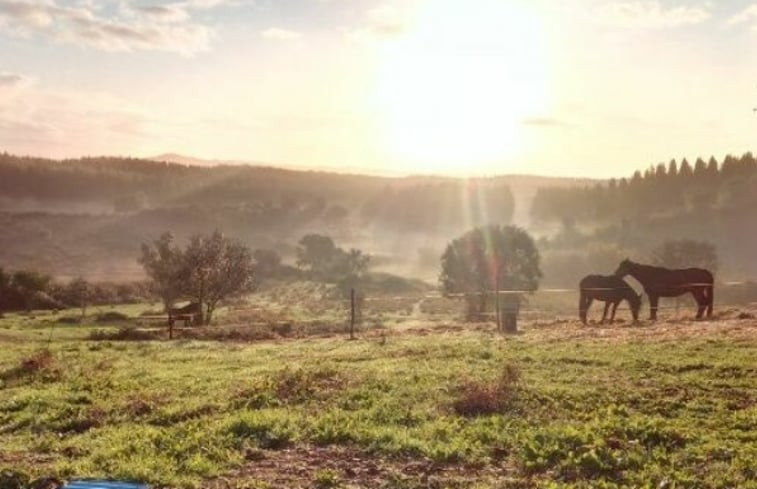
[1,349,62,385]
[452,364,521,416]
[56,316,81,325]
[227,411,296,449]
[89,327,159,341]
[95,311,130,322]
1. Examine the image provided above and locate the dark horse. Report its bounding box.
[579,274,641,324]
[614,259,714,320]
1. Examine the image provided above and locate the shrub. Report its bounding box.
[57,315,81,324]
[60,406,106,433]
[89,327,159,341]
[227,412,296,449]
[313,469,342,489]
[274,367,346,404]
[20,349,55,373]
[0,471,29,489]
[452,364,521,416]
[1,349,62,385]
[95,311,130,322]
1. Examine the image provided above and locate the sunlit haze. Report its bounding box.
[2,0,757,177]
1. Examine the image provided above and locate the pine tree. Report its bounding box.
[721,155,737,178]
[668,159,678,178]
[707,156,719,178]
[679,158,693,178]
[694,158,707,177]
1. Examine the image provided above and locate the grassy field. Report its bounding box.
[0,304,756,489]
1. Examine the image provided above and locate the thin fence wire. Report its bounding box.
[346,281,756,317]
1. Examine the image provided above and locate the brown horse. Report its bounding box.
[579,274,641,324]
[614,259,714,320]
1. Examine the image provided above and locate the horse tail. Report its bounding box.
[579,289,588,324]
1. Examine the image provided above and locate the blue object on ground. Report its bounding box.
[64,482,148,489]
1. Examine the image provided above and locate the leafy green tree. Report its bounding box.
[63,277,93,317]
[335,248,372,299]
[253,249,283,279]
[0,268,9,316]
[296,234,371,283]
[182,231,257,325]
[139,232,185,314]
[651,239,718,272]
[296,234,339,274]
[12,270,51,311]
[440,225,541,321]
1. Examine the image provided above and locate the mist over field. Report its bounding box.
[0,152,590,282]
[1,151,756,286]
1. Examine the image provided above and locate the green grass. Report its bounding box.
[0,312,756,488]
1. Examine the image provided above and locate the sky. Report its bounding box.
[1,0,757,178]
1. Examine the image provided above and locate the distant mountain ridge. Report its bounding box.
[150,152,600,185]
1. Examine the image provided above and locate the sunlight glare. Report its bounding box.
[376,0,551,174]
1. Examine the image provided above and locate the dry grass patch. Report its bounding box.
[1,349,62,385]
[452,364,521,417]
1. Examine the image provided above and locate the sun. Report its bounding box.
[375,0,551,174]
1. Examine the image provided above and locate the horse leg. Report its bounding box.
[706,284,714,318]
[610,301,619,323]
[649,295,659,320]
[601,301,610,324]
[693,290,705,320]
[579,292,588,324]
[582,297,593,325]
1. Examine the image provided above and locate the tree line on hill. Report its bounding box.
[531,153,757,223]
[0,152,514,235]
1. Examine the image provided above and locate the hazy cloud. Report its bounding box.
[0,0,237,54]
[598,1,711,29]
[523,117,570,128]
[0,72,25,87]
[135,4,191,23]
[342,3,410,43]
[727,4,757,28]
[260,27,302,41]
[0,78,163,156]
[365,4,407,36]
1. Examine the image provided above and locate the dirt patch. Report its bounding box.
[0,451,54,468]
[205,445,516,489]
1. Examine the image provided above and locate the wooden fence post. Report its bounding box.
[349,288,356,340]
[495,280,501,332]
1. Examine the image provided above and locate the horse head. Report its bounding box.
[615,258,633,277]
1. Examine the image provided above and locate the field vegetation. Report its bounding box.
[1,299,755,489]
